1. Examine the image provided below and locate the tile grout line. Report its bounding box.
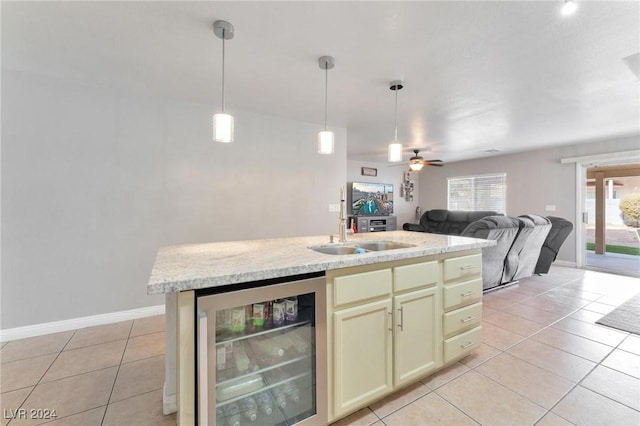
[6,330,78,426]
[100,321,135,426]
[429,273,622,426]
[484,275,640,423]
[535,338,632,424]
[453,277,585,425]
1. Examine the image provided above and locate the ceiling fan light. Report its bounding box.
[409,161,424,171]
[213,113,234,143]
[561,0,577,16]
[388,143,403,162]
[318,130,334,154]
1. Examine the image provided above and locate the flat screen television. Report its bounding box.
[352,182,394,216]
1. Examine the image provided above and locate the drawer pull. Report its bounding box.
[460,265,475,271]
[460,316,476,323]
[460,290,475,297]
[461,341,474,349]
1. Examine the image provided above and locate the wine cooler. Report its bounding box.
[196,274,327,426]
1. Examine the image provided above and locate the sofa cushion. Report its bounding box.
[417,209,501,235]
[534,217,573,274]
[426,209,450,222]
[503,215,552,282]
[461,216,521,290]
[468,211,501,223]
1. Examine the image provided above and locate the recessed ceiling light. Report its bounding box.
[561,0,578,16]
[484,148,501,154]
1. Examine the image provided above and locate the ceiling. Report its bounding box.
[2,1,639,163]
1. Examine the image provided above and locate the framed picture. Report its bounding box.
[361,167,377,177]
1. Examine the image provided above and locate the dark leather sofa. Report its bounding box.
[403,209,501,235]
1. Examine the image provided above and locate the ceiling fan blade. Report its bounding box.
[425,159,443,163]
[427,162,444,167]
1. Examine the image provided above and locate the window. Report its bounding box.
[447,173,506,214]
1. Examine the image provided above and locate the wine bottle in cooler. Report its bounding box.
[216,406,225,425]
[257,392,273,415]
[272,387,287,409]
[224,403,241,426]
[282,381,301,403]
[242,396,258,422]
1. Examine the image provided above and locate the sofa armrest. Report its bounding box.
[403,223,425,232]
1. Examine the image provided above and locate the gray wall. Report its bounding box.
[1,70,347,329]
[347,160,420,228]
[417,135,640,264]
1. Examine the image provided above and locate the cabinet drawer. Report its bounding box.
[443,302,482,338]
[443,278,482,311]
[443,254,482,282]
[334,269,392,307]
[393,261,438,293]
[443,326,482,363]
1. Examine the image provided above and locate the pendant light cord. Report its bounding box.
[221,29,226,113]
[324,65,328,131]
[394,87,398,142]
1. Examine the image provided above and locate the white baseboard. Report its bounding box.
[163,382,177,415]
[0,304,165,342]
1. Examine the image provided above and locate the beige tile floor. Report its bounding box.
[1,266,639,425]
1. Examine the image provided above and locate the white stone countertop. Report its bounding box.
[147,231,496,295]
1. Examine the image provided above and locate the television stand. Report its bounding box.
[356,216,397,233]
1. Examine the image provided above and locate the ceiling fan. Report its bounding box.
[391,149,444,171]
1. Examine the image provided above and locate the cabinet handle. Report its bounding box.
[461,341,474,349]
[460,290,475,297]
[397,307,404,332]
[197,312,208,426]
[460,265,475,271]
[460,316,476,323]
[388,311,394,332]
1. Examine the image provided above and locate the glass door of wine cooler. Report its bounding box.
[197,275,327,426]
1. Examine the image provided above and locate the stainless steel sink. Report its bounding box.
[356,241,416,251]
[310,245,363,255]
[310,241,416,255]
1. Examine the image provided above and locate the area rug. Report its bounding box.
[596,293,640,335]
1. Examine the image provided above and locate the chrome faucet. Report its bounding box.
[339,186,347,243]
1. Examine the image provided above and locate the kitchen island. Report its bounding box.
[148,231,495,425]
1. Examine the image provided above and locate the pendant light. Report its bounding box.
[318,56,335,155]
[388,80,404,162]
[213,20,234,143]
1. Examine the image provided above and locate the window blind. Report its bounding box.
[447,173,506,214]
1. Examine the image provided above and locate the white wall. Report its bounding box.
[1,70,346,329]
[347,160,420,228]
[417,135,640,263]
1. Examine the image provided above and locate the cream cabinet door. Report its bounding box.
[333,299,393,418]
[393,287,442,387]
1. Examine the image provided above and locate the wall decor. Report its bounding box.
[361,167,377,177]
[402,171,414,201]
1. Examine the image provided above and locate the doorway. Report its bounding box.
[585,163,640,276]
